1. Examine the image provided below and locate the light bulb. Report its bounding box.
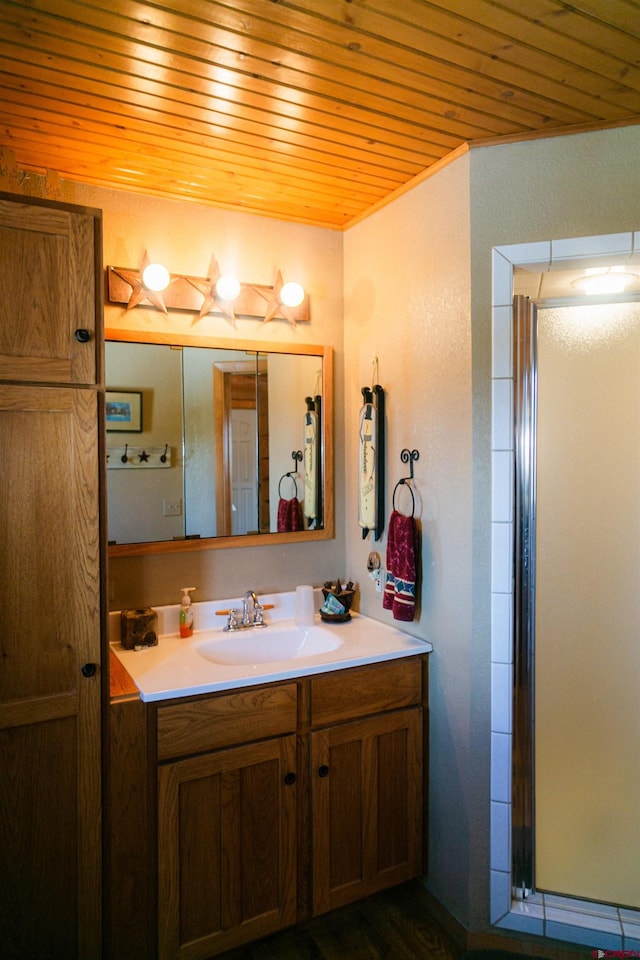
[573,270,637,296]
[581,276,628,295]
[142,262,170,292]
[215,274,241,301]
[280,281,305,307]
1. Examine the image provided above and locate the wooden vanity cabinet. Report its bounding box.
[110,655,428,960]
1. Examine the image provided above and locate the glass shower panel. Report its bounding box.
[535,302,640,908]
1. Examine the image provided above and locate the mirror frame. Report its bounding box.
[105,328,334,557]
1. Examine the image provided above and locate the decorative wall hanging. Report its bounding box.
[304,382,323,528]
[106,251,309,325]
[358,356,385,540]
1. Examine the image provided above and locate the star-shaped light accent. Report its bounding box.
[186,256,236,324]
[254,270,297,325]
[111,251,170,314]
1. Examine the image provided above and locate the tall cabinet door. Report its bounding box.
[0,196,98,384]
[0,384,102,959]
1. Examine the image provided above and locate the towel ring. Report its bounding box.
[279,450,303,499]
[392,448,419,516]
[392,478,415,516]
[278,472,300,500]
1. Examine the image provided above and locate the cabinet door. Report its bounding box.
[0,196,99,384]
[0,384,102,959]
[311,708,423,915]
[158,735,297,960]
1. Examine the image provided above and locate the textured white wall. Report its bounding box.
[344,155,475,924]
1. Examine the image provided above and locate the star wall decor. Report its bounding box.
[110,250,171,314]
[185,256,236,323]
[255,270,297,325]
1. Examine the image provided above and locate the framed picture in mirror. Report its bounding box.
[106,390,143,432]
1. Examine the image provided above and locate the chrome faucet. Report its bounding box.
[242,590,259,626]
[225,591,266,631]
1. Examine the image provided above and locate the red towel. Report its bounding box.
[383,510,419,621]
[277,497,303,532]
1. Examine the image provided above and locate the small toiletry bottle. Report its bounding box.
[179,587,196,638]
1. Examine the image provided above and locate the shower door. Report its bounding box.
[513,295,640,909]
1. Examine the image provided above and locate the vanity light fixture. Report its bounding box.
[280,280,305,307]
[215,274,241,302]
[256,269,307,324]
[186,256,240,322]
[573,266,638,296]
[107,257,309,325]
[110,250,171,313]
[141,261,171,292]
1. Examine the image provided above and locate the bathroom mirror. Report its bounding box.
[105,330,333,556]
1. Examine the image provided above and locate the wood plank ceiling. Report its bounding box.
[0,0,639,229]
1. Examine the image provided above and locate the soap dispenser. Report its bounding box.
[179,587,196,638]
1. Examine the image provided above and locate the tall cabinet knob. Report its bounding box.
[74,328,91,343]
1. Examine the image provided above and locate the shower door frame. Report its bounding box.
[511,295,537,899]
[490,233,640,947]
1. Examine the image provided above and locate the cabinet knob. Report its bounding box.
[74,328,91,343]
[283,772,296,786]
[317,764,329,778]
[81,662,98,678]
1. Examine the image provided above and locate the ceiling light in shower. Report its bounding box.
[573,266,638,296]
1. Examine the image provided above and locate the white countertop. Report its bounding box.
[110,590,432,702]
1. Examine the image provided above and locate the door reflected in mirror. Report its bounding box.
[105,336,331,554]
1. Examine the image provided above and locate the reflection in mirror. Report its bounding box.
[105,337,331,554]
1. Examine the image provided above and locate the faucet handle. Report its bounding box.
[226,608,239,631]
[254,602,264,625]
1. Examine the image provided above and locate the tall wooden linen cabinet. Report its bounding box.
[0,193,105,959]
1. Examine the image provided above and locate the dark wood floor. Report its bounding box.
[216,882,462,960]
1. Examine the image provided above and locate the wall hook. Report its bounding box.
[400,448,419,479]
[121,444,128,463]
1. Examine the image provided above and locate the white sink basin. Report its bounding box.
[197,622,343,666]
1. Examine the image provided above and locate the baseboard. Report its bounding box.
[415,883,587,960]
